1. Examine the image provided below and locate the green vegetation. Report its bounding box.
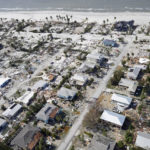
[0,142,13,150]
[107,67,124,88]
[117,140,125,149]
[84,131,93,138]
[125,130,134,144]
[23,96,46,123]
[56,72,72,89]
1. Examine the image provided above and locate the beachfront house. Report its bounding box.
[111,93,132,111]
[36,103,60,124]
[100,110,126,128]
[103,39,118,47]
[135,132,150,149]
[57,87,77,100]
[0,77,11,88]
[127,67,141,80]
[11,125,42,150]
[114,20,135,32]
[119,78,138,95]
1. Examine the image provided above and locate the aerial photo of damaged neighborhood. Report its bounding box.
[0,11,150,150]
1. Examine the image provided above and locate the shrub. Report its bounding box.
[125,130,133,144]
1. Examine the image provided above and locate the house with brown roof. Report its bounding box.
[11,125,42,150]
[36,103,60,123]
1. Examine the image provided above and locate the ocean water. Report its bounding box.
[0,0,150,12]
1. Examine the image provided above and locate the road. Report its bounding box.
[57,41,132,150]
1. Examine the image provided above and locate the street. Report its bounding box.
[57,41,132,150]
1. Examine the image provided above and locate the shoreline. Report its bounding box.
[0,10,149,25]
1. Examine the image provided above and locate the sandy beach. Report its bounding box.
[0,11,149,25]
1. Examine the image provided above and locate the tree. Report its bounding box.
[125,130,133,144]
[110,68,124,86]
[122,60,126,67]
[1,105,6,111]
[131,52,134,57]
[0,142,13,150]
[135,36,138,41]
[83,101,103,129]
[117,140,124,149]
[70,145,75,150]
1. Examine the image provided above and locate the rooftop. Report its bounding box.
[57,87,77,100]
[2,103,22,118]
[127,67,141,79]
[36,103,57,122]
[11,124,41,150]
[100,110,126,127]
[0,77,11,87]
[119,78,138,93]
[72,73,88,83]
[103,39,117,47]
[139,58,150,64]
[111,93,132,106]
[16,91,34,105]
[32,80,48,90]
[88,134,116,150]
[135,131,150,149]
[87,53,104,61]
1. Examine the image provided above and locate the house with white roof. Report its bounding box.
[135,132,150,149]
[87,53,105,64]
[111,93,132,111]
[119,78,138,95]
[57,87,77,100]
[139,58,150,64]
[127,67,141,80]
[71,74,88,86]
[134,64,147,71]
[16,91,35,105]
[79,61,96,73]
[2,103,22,119]
[100,110,126,127]
[32,80,48,91]
[0,77,11,88]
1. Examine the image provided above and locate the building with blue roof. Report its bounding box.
[103,39,118,47]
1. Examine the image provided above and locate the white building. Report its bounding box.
[139,58,150,64]
[32,80,48,91]
[100,110,126,127]
[87,53,105,64]
[119,78,138,95]
[57,87,77,100]
[127,67,141,80]
[2,103,22,119]
[0,77,11,88]
[111,93,132,111]
[71,74,88,86]
[16,91,34,105]
[135,132,150,149]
